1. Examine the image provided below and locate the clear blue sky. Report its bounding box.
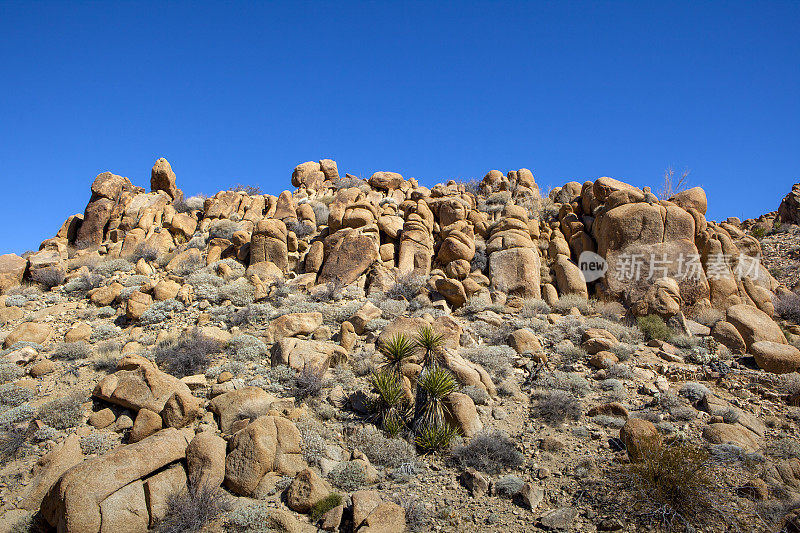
[1,1,798,254]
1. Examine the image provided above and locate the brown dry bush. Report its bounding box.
[620,441,758,531]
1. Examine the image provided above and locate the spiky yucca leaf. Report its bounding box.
[415,422,459,452]
[379,333,416,376]
[370,370,406,408]
[414,326,445,369]
[415,366,458,431]
[417,366,458,399]
[368,370,411,436]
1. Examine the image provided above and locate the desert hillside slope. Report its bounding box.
[2,158,800,532]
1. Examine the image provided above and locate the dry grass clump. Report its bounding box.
[450,430,523,474]
[154,328,220,378]
[621,441,752,531]
[38,394,85,430]
[154,477,232,533]
[532,390,582,426]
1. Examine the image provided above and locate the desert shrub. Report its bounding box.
[521,298,551,317]
[471,241,488,273]
[208,219,241,240]
[171,253,205,276]
[93,352,121,372]
[593,415,626,429]
[672,334,702,350]
[328,461,366,491]
[293,364,329,399]
[531,370,590,397]
[228,303,274,326]
[130,244,159,262]
[670,406,697,421]
[678,382,709,403]
[120,274,150,287]
[611,343,636,362]
[456,178,482,196]
[601,378,624,393]
[226,334,267,361]
[140,298,185,325]
[621,441,743,530]
[775,292,800,323]
[92,322,121,341]
[596,300,627,320]
[451,431,523,474]
[386,273,428,301]
[51,341,91,361]
[218,278,255,306]
[461,385,490,405]
[0,425,30,462]
[286,219,314,239]
[532,390,582,426]
[80,433,112,455]
[311,202,330,226]
[63,271,103,294]
[30,267,65,289]
[174,194,206,213]
[231,184,262,195]
[375,297,408,319]
[486,190,512,206]
[155,478,232,533]
[192,283,220,303]
[224,503,299,533]
[461,345,514,382]
[154,328,220,378]
[637,314,673,342]
[93,258,133,277]
[38,394,84,429]
[95,306,116,318]
[395,496,429,532]
[766,437,800,460]
[559,344,587,365]
[0,404,36,426]
[310,493,343,522]
[0,384,35,407]
[607,363,633,380]
[551,294,593,314]
[0,363,25,384]
[3,294,27,307]
[9,513,43,533]
[346,425,415,468]
[296,417,328,466]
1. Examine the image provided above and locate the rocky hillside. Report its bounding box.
[1,159,800,532]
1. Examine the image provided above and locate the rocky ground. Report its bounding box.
[1,160,800,533]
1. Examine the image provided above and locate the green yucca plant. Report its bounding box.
[415,422,459,453]
[414,326,445,369]
[378,333,416,377]
[415,366,458,431]
[369,370,411,437]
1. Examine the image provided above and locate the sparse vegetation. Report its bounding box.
[532,390,582,425]
[620,441,745,530]
[51,341,91,361]
[155,477,232,533]
[154,328,220,378]
[328,460,366,491]
[451,431,523,474]
[637,314,674,342]
[38,394,84,430]
[310,492,342,522]
[30,267,65,289]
